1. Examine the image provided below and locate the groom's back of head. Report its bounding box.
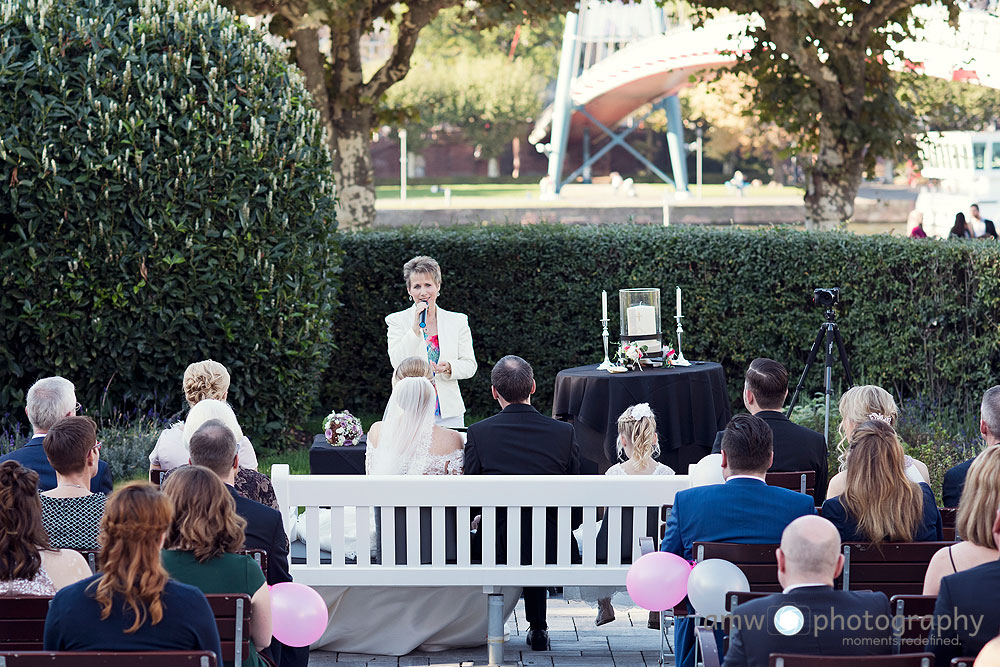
[491,355,533,403]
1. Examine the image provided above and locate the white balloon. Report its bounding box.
[690,453,725,487]
[687,558,750,619]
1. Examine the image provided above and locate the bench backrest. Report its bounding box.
[0,596,50,651]
[940,508,957,541]
[694,542,782,592]
[240,549,267,577]
[770,654,933,666]
[840,542,953,596]
[889,594,936,653]
[0,651,217,666]
[271,464,691,587]
[764,471,815,497]
[204,594,250,666]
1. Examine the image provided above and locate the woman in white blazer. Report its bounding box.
[385,256,477,427]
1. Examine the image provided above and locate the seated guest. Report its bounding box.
[943,385,1000,507]
[822,420,942,543]
[929,505,1000,663]
[188,422,306,667]
[43,483,222,662]
[723,515,893,666]
[0,376,112,493]
[924,445,1000,595]
[39,416,106,549]
[711,358,828,503]
[827,385,928,499]
[162,466,271,667]
[661,413,816,667]
[0,461,91,595]
[148,359,259,471]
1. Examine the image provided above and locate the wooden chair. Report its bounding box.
[204,594,251,667]
[839,542,953,596]
[695,626,721,667]
[149,469,166,486]
[951,658,977,667]
[889,594,936,653]
[769,653,933,666]
[673,543,780,618]
[0,651,217,665]
[765,470,816,497]
[940,507,957,541]
[725,590,772,612]
[0,596,50,651]
[239,548,268,577]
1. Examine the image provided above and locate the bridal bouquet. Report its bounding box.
[323,410,364,447]
[615,342,647,371]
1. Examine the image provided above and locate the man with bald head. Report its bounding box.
[723,516,893,666]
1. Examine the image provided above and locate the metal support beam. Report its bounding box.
[664,95,689,192]
[560,103,675,189]
[582,127,592,183]
[547,11,581,194]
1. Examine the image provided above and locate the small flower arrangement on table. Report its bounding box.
[322,410,364,447]
[613,343,678,371]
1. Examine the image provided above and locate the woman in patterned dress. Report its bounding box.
[385,255,477,428]
[39,416,106,550]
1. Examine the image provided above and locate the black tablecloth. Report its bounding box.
[310,434,367,475]
[551,362,731,472]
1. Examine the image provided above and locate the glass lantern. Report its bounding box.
[619,288,662,356]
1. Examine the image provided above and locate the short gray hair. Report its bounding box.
[982,386,1000,436]
[402,255,442,288]
[26,377,76,432]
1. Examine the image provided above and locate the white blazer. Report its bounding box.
[385,304,477,420]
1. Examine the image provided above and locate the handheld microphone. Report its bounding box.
[419,300,428,328]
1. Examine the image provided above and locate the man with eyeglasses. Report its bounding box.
[0,376,112,493]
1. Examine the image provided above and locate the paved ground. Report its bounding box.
[308,597,675,667]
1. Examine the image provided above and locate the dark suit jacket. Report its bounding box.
[661,477,817,559]
[227,485,290,585]
[930,559,1000,664]
[942,458,974,508]
[0,435,112,494]
[822,482,942,543]
[723,586,893,667]
[712,411,828,503]
[464,403,580,564]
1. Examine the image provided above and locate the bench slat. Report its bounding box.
[607,507,622,567]
[482,507,496,567]
[406,506,420,566]
[306,506,320,567]
[557,506,571,567]
[582,506,597,567]
[432,506,446,566]
[532,506,545,566]
[356,505,372,568]
[457,506,471,567]
[330,506,345,567]
[507,507,521,567]
[632,507,646,563]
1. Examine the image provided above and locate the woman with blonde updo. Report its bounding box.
[822,420,941,544]
[825,385,929,499]
[43,483,222,659]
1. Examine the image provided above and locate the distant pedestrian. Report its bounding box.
[908,211,927,238]
[950,213,973,239]
[969,204,997,239]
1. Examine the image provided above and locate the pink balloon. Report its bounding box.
[626,551,692,611]
[269,582,329,647]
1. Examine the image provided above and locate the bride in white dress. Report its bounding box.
[311,374,520,655]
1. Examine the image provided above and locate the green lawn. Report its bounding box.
[375,182,804,201]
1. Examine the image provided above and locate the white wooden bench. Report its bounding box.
[271,464,691,665]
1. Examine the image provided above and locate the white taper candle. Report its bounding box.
[676,286,682,318]
[602,290,608,320]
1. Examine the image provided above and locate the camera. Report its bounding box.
[813,287,840,308]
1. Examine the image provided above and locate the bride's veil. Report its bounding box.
[369,376,436,475]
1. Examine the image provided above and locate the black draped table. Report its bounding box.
[310,434,367,474]
[552,362,731,474]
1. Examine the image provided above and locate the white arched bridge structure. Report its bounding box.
[531,1,1000,194]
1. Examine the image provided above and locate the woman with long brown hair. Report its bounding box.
[0,461,90,595]
[43,482,221,660]
[822,420,942,543]
[162,465,272,667]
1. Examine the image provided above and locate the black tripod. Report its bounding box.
[785,307,854,447]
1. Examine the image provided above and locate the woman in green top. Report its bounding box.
[161,465,272,667]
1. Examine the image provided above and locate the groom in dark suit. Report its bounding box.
[712,358,827,503]
[465,355,580,651]
[663,413,816,667]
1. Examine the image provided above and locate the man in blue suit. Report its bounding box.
[0,376,112,493]
[661,413,816,667]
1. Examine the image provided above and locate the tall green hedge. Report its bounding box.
[0,0,338,441]
[324,226,1000,420]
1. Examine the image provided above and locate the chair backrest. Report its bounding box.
[769,653,933,666]
[694,542,782,592]
[149,469,166,486]
[239,549,268,577]
[204,594,251,666]
[0,596,51,650]
[695,626,721,667]
[940,507,957,541]
[840,542,953,596]
[0,651,217,666]
[950,658,977,667]
[765,470,816,497]
[889,594,937,653]
[725,590,772,613]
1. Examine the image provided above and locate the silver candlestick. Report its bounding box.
[673,315,691,366]
[598,318,613,370]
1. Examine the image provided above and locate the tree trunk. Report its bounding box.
[803,140,865,231]
[330,105,376,229]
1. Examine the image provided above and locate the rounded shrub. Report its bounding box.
[0,0,338,443]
